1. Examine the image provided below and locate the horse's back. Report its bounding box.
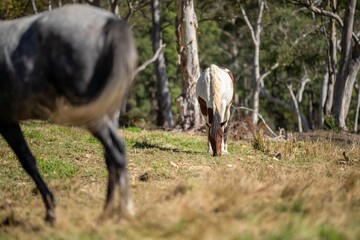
[196,64,234,106]
[196,67,211,104]
[0,5,136,124]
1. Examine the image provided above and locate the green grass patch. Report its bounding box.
[37,157,79,179]
[22,129,43,140]
[319,225,349,240]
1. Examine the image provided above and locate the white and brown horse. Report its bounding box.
[196,64,234,156]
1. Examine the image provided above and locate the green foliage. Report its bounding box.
[2,0,357,131]
[323,115,341,132]
[0,0,24,19]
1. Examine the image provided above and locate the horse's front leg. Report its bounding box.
[207,126,213,154]
[0,122,56,223]
[222,105,232,154]
[222,124,230,154]
[91,119,133,219]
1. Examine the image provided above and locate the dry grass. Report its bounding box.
[1,122,360,239]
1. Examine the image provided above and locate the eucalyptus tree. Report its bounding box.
[152,0,174,128]
[240,0,269,125]
[331,0,360,129]
[175,0,201,130]
[289,0,360,130]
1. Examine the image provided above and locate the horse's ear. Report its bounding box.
[206,123,211,128]
[221,121,227,127]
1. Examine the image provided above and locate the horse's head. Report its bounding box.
[207,120,227,157]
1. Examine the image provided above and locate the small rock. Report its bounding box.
[139,172,149,182]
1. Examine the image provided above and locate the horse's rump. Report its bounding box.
[196,64,234,123]
[0,4,137,128]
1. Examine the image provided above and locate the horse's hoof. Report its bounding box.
[44,211,56,225]
[121,199,135,219]
[99,200,135,222]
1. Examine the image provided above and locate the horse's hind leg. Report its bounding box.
[0,122,56,223]
[91,120,133,219]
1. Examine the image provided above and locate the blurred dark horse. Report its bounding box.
[0,4,137,222]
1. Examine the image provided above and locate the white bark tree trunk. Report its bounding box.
[152,0,174,129]
[354,83,360,132]
[287,84,303,132]
[241,1,265,125]
[175,0,201,130]
[323,0,337,116]
[331,0,360,129]
[31,0,38,14]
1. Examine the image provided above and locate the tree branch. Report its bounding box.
[31,0,38,14]
[259,63,279,88]
[289,0,360,45]
[256,0,265,35]
[240,5,257,45]
[297,76,310,102]
[262,91,310,132]
[308,3,343,28]
[125,0,134,20]
[134,44,166,76]
[231,106,278,137]
[287,84,303,132]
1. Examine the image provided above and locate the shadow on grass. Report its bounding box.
[132,140,202,155]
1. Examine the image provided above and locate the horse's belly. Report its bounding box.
[0,86,58,122]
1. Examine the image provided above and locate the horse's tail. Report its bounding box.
[209,64,222,137]
[209,64,221,114]
[52,18,137,128]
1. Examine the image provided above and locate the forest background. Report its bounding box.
[1,0,359,134]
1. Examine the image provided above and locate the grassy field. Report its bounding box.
[0,121,360,239]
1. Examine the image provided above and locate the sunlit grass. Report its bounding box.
[0,122,360,239]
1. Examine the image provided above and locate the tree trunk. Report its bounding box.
[323,1,337,116]
[109,0,119,15]
[152,0,174,129]
[321,71,328,124]
[240,1,265,125]
[31,0,38,14]
[175,0,201,130]
[287,84,303,132]
[252,41,261,125]
[331,0,360,129]
[354,83,360,132]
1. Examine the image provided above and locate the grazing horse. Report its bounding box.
[196,64,234,157]
[0,4,137,222]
